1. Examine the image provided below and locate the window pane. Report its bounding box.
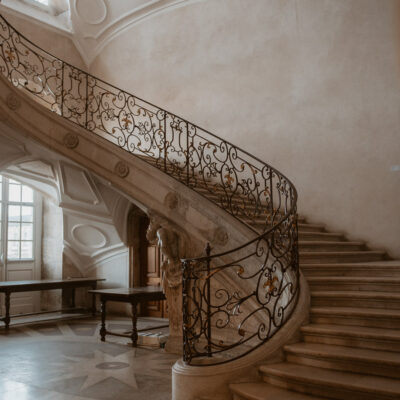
[21,223,33,240]
[7,241,20,259]
[8,223,20,240]
[22,186,34,203]
[21,206,33,222]
[8,205,20,222]
[21,241,33,259]
[9,183,21,202]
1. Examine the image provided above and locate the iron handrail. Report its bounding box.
[0,14,299,366]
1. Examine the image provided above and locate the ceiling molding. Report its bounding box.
[1,0,204,67]
[0,3,72,37]
[70,0,201,67]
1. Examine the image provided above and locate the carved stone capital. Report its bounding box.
[63,133,79,149]
[6,93,21,111]
[114,161,129,178]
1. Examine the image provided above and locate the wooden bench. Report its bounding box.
[0,278,104,329]
[89,286,167,346]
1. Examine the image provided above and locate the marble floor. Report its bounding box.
[0,316,177,400]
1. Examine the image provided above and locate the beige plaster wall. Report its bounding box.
[89,0,400,257]
[41,196,63,310]
[0,9,85,70]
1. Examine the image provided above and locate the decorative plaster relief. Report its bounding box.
[213,226,229,246]
[16,159,55,179]
[114,161,129,178]
[60,162,101,205]
[164,191,179,210]
[6,93,21,110]
[75,0,107,25]
[63,133,79,149]
[71,224,107,249]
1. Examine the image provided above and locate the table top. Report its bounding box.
[89,286,165,298]
[0,278,105,289]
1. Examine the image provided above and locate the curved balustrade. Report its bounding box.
[0,14,299,366]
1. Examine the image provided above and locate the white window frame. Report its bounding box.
[0,175,42,274]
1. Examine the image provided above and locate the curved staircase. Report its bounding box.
[230,217,400,400]
[0,14,399,400]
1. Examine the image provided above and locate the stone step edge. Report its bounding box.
[308,277,400,283]
[259,362,400,397]
[229,382,327,400]
[284,343,400,367]
[310,307,400,317]
[311,290,400,299]
[300,324,400,341]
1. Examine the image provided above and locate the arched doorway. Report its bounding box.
[127,207,167,318]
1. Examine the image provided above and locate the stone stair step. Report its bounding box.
[298,223,326,233]
[299,232,345,242]
[307,276,400,292]
[299,251,386,264]
[301,261,400,277]
[284,342,400,379]
[230,382,327,400]
[301,324,400,351]
[310,307,400,329]
[299,241,365,252]
[311,290,400,309]
[259,362,400,400]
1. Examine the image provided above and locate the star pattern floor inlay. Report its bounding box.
[0,316,176,400]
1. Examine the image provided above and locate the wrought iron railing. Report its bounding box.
[0,14,299,365]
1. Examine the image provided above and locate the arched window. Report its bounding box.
[0,175,42,314]
[0,176,36,261]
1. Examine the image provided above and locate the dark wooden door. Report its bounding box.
[127,209,167,318]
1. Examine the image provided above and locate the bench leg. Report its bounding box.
[131,301,138,347]
[100,298,106,342]
[91,283,97,316]
[4,292,10,329]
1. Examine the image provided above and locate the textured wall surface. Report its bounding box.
[89,0,400,257]
[41,196,63,310]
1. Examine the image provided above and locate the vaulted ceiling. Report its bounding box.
[0,0,193,66]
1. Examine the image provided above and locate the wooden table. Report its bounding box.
[0,278,104,329]
[89,286,166,346]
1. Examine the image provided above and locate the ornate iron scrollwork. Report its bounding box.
[0,14,299,366]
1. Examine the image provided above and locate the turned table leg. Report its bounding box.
[131,301,138,347]
[91,283,97,316]
[100,297,106,342]
[4,291,10,329]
